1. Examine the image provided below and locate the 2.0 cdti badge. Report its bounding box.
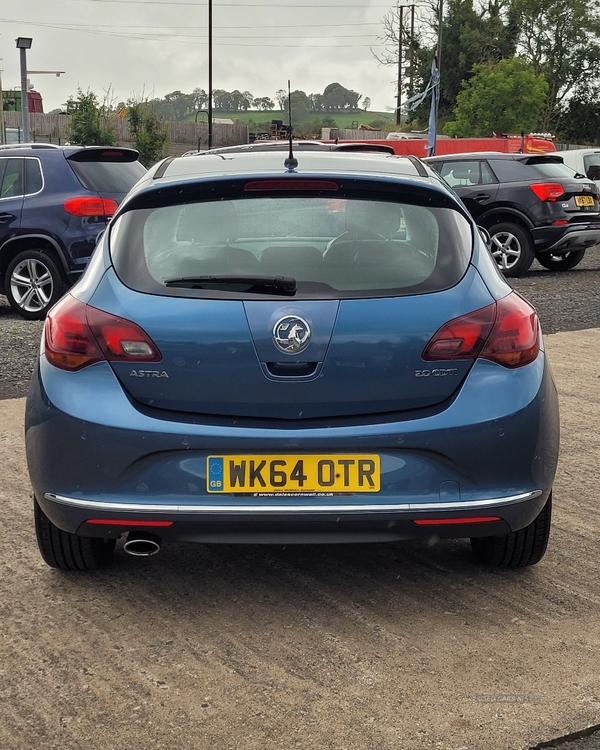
[25,148,559,571]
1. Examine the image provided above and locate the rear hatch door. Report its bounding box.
[66,147,146,206]
[90,265,495,420]
[518,155,600,215]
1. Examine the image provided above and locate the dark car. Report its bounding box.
[425,152,600,276]
[26,149,559,572]
[0,143,146,319]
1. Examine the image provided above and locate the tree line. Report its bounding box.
[63,0,600,150]
[139,82,365,123]
[63,82,374,167]
[376,0,600,142]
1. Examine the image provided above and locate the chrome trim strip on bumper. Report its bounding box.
[44,490,543,515]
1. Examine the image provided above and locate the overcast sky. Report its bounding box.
[1,0,402,114]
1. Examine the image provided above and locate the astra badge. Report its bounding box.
[130,370,169,378]
[273,315,311,354]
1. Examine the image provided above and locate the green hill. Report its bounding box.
[186,110,395,131]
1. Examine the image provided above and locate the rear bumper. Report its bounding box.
[26,349,560,546]
[532,223,600,255]
[39,489,547,544]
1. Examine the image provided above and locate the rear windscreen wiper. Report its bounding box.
[164,274,297,295]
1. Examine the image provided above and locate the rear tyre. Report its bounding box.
[470,494,552,568]
[34,499,116,571]
[536,249,586,271]
[486,222,535,277]
[5,249,65,320]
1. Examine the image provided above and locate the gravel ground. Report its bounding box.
[1,253,600,749]
[1,328,600,750]
[1,252,599,402]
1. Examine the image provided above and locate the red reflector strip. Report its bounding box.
[414,516,501,525]
[244,179,339,191]
[86,519,174,527]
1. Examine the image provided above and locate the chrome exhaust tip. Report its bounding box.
[123,532,161,557]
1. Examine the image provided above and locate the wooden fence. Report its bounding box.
[3,111,249,155]
[5,114,592,155]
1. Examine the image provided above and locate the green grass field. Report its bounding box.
[187,110,395,130]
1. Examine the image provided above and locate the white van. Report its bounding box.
[554,148,600,184]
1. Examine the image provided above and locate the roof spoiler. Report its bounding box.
[333,143,396,155]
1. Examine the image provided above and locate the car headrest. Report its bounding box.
[176,201,239,244]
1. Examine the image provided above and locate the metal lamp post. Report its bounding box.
[16,37,33,143]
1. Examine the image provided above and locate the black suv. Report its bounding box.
[425,152,600,276]
[0,144,146,319]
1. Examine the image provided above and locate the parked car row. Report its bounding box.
[2,142,599,324]
[26,147,559,572]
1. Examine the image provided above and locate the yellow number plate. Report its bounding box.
[207,454,381,493]
[575,195,595,206]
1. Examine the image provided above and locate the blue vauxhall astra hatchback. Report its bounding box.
[25,149,560,570]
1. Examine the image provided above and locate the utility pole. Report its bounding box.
[396,5,404,127]
[208,0,213,149]
[437,0,443,88]
[409,5,415,97]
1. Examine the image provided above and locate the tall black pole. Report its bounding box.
[437,0,443,82]
[208,0,213,149]
[409,5,415,97]
[396,5,404,127]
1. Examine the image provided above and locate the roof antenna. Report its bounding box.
[284,80,298,172]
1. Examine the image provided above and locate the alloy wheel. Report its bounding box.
[489,230,522,272]
[10,257,55,314]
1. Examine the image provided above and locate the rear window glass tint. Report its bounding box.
[525,160,581,179]
[68,159,146,193]
[487,159,536,182]
[110,196,472,299]
[25,158,43,194]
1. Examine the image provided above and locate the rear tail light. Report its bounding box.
[45,294,161,371]
[529,183,564,201]
[63,196,119,217]
[423,293,539,368]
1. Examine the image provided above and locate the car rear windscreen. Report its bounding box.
[110,195,472,299]
[68,158,146,193]
[526,161,586,180]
